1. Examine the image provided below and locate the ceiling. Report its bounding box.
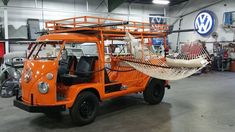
[126,0,189,6]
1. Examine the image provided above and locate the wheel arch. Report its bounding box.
[146,77,165,88]
[79,88,101,101]
[67,86,102,108]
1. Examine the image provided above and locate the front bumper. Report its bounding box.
[13,99,66,113]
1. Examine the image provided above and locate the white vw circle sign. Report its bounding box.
[194,11,215,36]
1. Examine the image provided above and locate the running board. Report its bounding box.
[105,83,123,93]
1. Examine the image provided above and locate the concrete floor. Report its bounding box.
[0,72,235,132]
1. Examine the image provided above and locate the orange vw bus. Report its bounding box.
[14,16,170,126]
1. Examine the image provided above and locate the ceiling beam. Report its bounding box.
[108,0,125,12]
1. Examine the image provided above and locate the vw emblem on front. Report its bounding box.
[194,11,215,36]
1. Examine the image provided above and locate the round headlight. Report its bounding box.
[38,82,49,94]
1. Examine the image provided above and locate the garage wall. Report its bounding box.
[168,0,235,50]
[0,0,167,52]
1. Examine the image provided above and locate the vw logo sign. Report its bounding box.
[194,11,215,36]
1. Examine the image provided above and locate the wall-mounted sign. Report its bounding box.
[149,14,167,45]
[194,10,216,36]
[149,14,166,24]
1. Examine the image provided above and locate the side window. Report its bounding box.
[80,43,98,56]
[38,44,57,58]
[64,43,98,59]
[104,40,131,55]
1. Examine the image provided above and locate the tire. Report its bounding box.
[70,91,99,126]
[143,79,165,105]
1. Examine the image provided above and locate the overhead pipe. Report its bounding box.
[169,28,197,34]
[172,0,226,26]
[180,0,225,18]
[173,0,226,24]
[78,21,129,28]
[175,18,183,52]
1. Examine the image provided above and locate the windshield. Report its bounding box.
[27,43,62,60]
[27,42,98,61]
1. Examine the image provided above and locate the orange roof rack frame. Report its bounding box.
[45,16,169,38]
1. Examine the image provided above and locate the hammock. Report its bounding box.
[120,32,210,81]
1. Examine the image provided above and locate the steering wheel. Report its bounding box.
[59,60,68,65]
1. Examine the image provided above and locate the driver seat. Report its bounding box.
[60,56,98,85]
[57,56,77,82]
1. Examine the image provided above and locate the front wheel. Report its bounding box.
[143,79,165,105]
[69,91,99,126]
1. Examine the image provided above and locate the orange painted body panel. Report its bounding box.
[21,59,59,105]
[37,33,99,42]
[58,83,102,107]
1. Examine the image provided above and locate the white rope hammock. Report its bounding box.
[120,32,210,81]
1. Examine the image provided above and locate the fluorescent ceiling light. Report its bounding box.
[152,0,170,5]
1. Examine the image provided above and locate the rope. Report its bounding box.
[105,67,136,72]
[75,67,136,74]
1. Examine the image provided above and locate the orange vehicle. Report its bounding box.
[14,16,170,126]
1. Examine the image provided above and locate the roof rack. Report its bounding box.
[45,16,169,38]
[16,40,63,44]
